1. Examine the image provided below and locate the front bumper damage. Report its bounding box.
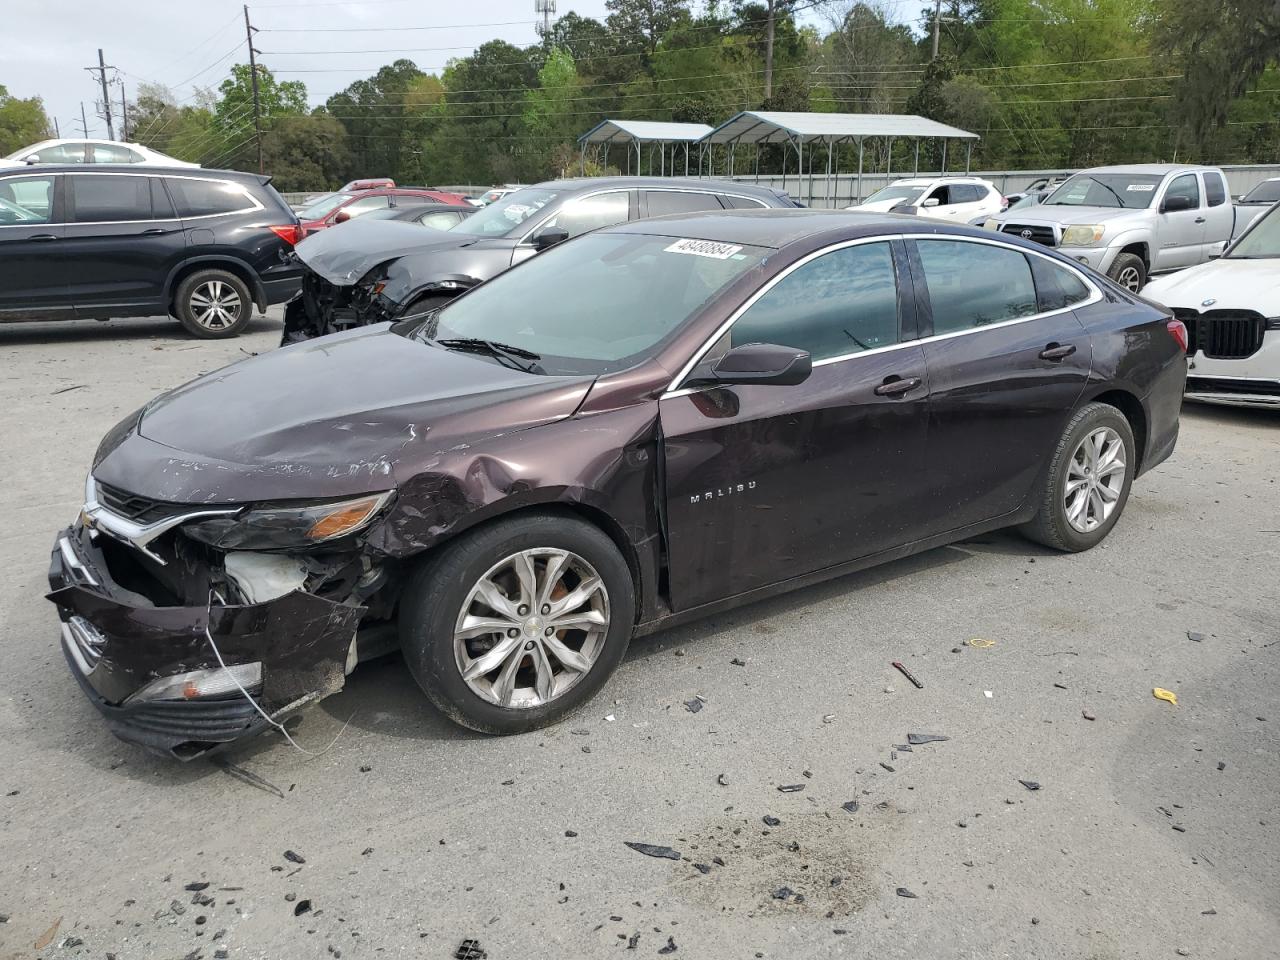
[281,269,394,345]
[48,521,367,760]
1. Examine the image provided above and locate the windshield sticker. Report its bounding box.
[1126,184,1156,192]
[503,204,533,222]
[664,238,744,260]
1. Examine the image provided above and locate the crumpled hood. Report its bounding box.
[1143,257,1280,314]
[295,217,478,285]
[94,325,594,503]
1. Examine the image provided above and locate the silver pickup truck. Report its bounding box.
[983,164,1236,292]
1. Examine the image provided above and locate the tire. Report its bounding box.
[175,269,253,339]
[399,293,452,319]
[1019,402,1136,552]
[1107,253,1146,293]
[399,512,635,734]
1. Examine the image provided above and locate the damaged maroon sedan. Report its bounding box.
[49,210,1185,758]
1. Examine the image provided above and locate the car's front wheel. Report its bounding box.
[175,269,253,338]
[1020,401,1136,552]
[1107,253,1146,293]
[399,512,635,734]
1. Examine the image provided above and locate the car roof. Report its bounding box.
[530,176,787,199]
[0,163,258,180]
[608,208,938,248]
[1082,163,1217,176]
[891,176,989,185]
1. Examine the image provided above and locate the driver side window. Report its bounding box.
[543,192,630,238]
[728,242,901,362]
[1165,174,1200,208]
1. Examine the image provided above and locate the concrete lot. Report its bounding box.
[0,309,1277,959]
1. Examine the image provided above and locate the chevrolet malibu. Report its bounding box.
[49,211,1186,758]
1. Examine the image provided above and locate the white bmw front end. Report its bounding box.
[1143,224,1280,408]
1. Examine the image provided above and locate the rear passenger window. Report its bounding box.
[730,241,899,361]
[916,239,1038,334]
[70,174,153,222]
[1204,173,1227,207]
[721,195,768,209]
[952,184,981,203]
[646,191,723,216]
[0,174,56,222]
[150,179,175,219]
[166,177,256,217]
[1029,256,1092,311]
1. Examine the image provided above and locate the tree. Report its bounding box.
[327,60,428,180]
[260,115,353,191]
[0,85,52,155]
[431,41,538,182]
[212,64,308,166]
[606,0,694,57]
[1153,0,1280,147]
[524,49,583,175]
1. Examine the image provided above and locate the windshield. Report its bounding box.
[3,141,52,160]
[1226,204,1280,258]
[298,192,352,219]
[412,232,768,375]
[452,187,558,237]
[863,185,926,205]
[1044,173,1163,208]
[1242,180,1280,204]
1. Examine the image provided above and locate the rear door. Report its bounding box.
[907,236,1094,535]
[61,172,185,315]
[1153,173,1204,271]
[640,189,726,217]
[660,238,933,610]
[0,172,70,318]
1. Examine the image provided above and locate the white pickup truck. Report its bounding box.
[983,164,1236,292]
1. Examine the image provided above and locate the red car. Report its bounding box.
[296,187,467,235]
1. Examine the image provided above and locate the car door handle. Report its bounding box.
[1194,216,1206,224]
[873,376,923,397]
[28,233,58,242]
[1039,342,1077,361]
[140,228,168,236]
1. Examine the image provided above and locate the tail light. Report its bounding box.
[1166,318,1189,352]
[269,224,303,246]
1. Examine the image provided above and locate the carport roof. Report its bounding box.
[578,119,714,145]
[701,111,980,145]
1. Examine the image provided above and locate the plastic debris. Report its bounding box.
[455,939,487,960]
[891,661,924,688]
[965,638,996,648]
[1153,688,1178,706]
[684,698,703,714]
[1187,632,1205,642]
[984,691,993,698]
[777,784,805,793]
[693,863,711,874]
[564,830,578,838]
[1018,779,1041,791]
[896,744,913,752]
[284,850,306,864]
[730,658,747,667]
[1217,761,1226,771]
[626,933,640,949]
[717,773,729,786]
[624,842,681,860]
[1082,710,1096,721]
[896,887,918,899]
[822,714,836,723]
[842,801,859,814]
[771,887,795,900]
[184,882,210,891]
[762,815,781,827]
[880,762,895,772]
[658,936,678,954]
[294,899,312,916]
[907,733,949,745]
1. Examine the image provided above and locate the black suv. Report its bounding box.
[0,165,303,338]
[283,176,800,342]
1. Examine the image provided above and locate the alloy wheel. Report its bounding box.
[1115,266,1142,292]
[189,280,243,331]
[453,548,610,709]
[1064,426,1126,533]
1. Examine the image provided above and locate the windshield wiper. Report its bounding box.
[435,337,543,373]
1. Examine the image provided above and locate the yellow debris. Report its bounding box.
[1153,687,1179,706]
[965,638,997,648]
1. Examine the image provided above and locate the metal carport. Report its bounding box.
[578,119,714,177]
[699,111,980,207]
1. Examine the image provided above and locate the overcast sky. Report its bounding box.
[2,0,622,138]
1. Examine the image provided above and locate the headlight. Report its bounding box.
[1062,224,1106,246]
[183,491,393,550]
[982,218,998,230]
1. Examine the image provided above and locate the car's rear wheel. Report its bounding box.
[175,269,253,338]
[1107,253,1146,293]
[1020,402,1136,552]
[399,513,634,734]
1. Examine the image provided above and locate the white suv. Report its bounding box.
[851,177,1004,222]
[0,138,199,169]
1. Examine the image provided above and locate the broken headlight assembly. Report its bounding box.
[183,491,394,551]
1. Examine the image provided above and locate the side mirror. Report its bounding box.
[888,203,918,216]
[921,197,940,208]
[531,224,569,251]
[690,342,812,388]
[23,153,40,164]
[1161,194,1196,213]
[333,209,352,224]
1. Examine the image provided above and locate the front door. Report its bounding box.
[1153,173,1205,272]
[660,238,932,612]
[510,190,634,266]
[0,172,70,318]
[907,237,1093,535]
[61,173,185,316]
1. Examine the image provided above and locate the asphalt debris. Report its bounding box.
[294,899,313,916]
[284,850,306,864]
[624,842,681,861]
[771,887,795,900]
[777,784,805,793]
[717,773,729,786]
[1082,710,1097,721]
[684,698,704,714]
[880,762,896,773]
[896,887,918,899]
[1217,761,1226,771]
[762,816,781,827]
[730,658,747,667]
[842,801,859,814]
[627,932,640,949]
[693,863,711,874]
[1018,779,1041,791]
[184,882,210,892]
[1187,631,1205,642]
[658,936,678,954]
[565,830,578,838]
[906,733,949,745]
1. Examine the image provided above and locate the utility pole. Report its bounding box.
[244,4,263,173]
[85,48,116,139]
[763,0,776,102]
[53,117,61,137]
[931,0,943,59]
[78,102,90,137]
[120,83,129,140]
